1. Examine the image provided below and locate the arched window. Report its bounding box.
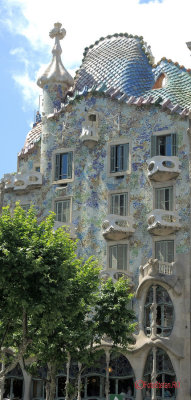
[81,353,135,399]
[144,285,174,337]
[109,353,135,398]
[143,348,176,399]
[4,364,23,400]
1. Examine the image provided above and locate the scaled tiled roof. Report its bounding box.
[145,59,191,109]
[75,34,155,97]
[18,122,42,158]
[74,34,191,112]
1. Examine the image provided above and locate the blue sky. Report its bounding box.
[0,0,191,179]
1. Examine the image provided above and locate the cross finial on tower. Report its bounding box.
[49,22,66,57]
[37,22,74,89]
[49,22,66,41]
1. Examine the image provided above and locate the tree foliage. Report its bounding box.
[0,204,136,400]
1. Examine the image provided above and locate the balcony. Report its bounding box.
[102,214,135,240]
[147,209,181,236]
[139,259,175,282]
[3,172,42,192]
[147,156,180,182]
[137,258,182,297]
[100,269,133,285]
[80,125,99,148]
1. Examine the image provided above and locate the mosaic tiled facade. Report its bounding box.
[0,23,190,400]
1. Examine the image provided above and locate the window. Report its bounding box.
[55,199,71,223]
[144,285,174,337]
[55,152,73,181]
[109,244,128,270]
[155,187,173,210]
[88,114,96,122]
[32,379,44,399]
[143,348,176,399]
[110,192,128,216]
[151,133,177,157]
[110,143,129,173]
[155,240,174,263]
[35,166,40,172]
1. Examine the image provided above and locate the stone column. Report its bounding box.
[151,347,157,400]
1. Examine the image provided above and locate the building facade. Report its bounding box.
[0,23,191,400]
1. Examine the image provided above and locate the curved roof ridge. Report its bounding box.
[153,57,191,74]
[80,32,154,65]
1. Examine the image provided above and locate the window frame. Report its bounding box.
[52,148,74,184]
[107,139,131,177]
[151,130,177,157]
[53,196,72,225]
[108,189,129,216]
[144,285,174,337]
[153,237,175,264]
[107,240,129,271]
[152,180,176,211]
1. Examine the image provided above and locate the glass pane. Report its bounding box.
[4,379,11,399]
[111,194,119,214]
[87,376,100,396]
[120,193,127,216]
[56,201,62,222]
[166,135,172,156]
[157,136,165,155]
[117,245,127,270]
[33,380,43,397]
[57,376,66,397]
[167,241,174,263]
[110,146,115,172]
[12,379,23,399]
[61,153,68,179]
[109,246,117,269]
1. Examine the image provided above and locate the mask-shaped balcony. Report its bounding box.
[3,172,42,192]
[137,258,183,297]
[139,259,175,282]
[147,156,180,182]
[100,269,133,285]
[147,209,181,236]
[102,214,135,240]
[80,125,99,148]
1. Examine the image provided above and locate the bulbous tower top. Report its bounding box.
[37,22,74,89]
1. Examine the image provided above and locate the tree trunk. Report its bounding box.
[105,350,110,400]
[20,358,32,400]
[65,352,71,400]
[0,362,5,400]
[46,363,57,400]
[77,362,82,400]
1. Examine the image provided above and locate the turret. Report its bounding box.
[37,22,74,115]
[37,23,74,183]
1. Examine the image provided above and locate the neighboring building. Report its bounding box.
[0,22,191,400]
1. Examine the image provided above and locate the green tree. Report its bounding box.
[0,204,136,400]
[0,204,100,400]
[62,277,136,400]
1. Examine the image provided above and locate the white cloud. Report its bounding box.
[2,0,191,109]
[12,71,41,109]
